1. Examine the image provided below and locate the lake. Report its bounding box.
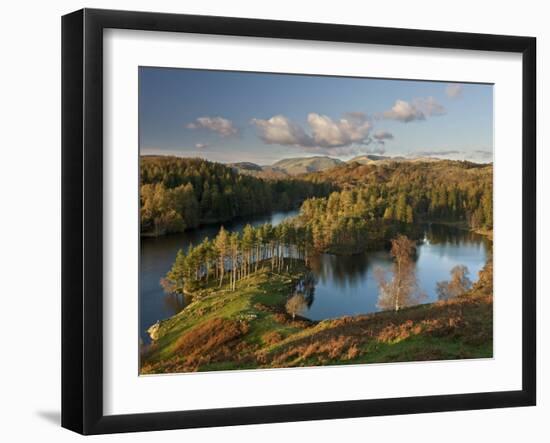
[140,211,489,342]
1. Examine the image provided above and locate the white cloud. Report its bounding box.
[250,115,314,147]
[186,116,238,137]
[383,100,425,122]
[383,97,445,122]
[307,113,371,147]
[446,84,463,98]
[250,112,372,155]
[195,143,209,149]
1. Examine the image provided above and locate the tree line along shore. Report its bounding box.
[140,156,492,238]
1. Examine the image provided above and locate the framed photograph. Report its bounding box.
[62,8,536,435]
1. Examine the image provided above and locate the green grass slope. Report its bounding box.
[141,262,493,374]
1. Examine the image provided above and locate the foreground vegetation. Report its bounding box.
[141,258,493,374]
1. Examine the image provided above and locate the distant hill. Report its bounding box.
[229,162,289,179]
[230,156,343,177]
[270,156,344,175]
[348,154,393,164]
[305,158,492,189]
[348,154,453,166]
[228,162,263,172]
[407,156,443,163]
[230,155,474,178]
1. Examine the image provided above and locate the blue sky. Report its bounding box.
[139,67,493,165]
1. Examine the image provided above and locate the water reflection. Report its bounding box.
[424,223,489,247]
[308,252,390,289]
[162,292,187,313]
[293,271,317,308]
[301,224,489,321]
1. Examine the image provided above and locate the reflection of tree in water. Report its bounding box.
[293,271,316,308]
[163,293,187,315]
[424,223,485,247]
[308,253,379,289]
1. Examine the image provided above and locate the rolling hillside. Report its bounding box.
[271,156,344,174]
[230,156,343,177]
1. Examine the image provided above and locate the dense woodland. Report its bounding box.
[304,160,493,226]
[295,182,491,253]
[143,156,492,242]
[140,156,333,236]
[294,160,492,253]
[160,157,493,294]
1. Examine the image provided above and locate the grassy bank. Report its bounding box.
[140,262,492,374]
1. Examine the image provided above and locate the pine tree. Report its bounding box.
[241,224,255,278]
[215,227,229,287]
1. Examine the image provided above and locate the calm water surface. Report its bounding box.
[140,211,489,342]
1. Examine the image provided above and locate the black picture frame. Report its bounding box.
[62,8,536,435]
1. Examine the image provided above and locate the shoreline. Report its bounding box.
[143,220,493,340]
[140,208,302,239]
[141,256,493,374]
[422,219,493,241]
